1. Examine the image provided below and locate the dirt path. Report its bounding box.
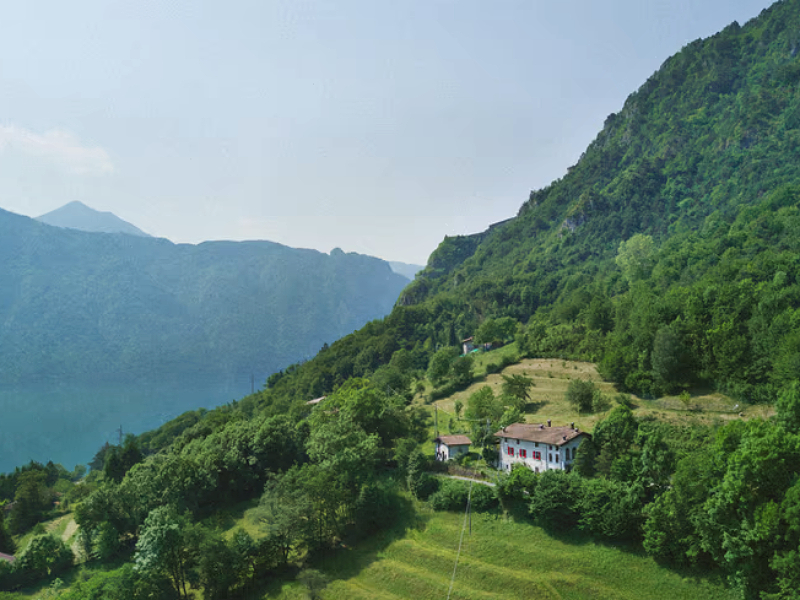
[62,518,78,542]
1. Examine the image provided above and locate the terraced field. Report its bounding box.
[272,506,737,600]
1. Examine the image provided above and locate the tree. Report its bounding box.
[464,386,503,443]
[9,470,50,534]
[592,405,638,453]
[406,451,438,501]
[297,568,329,600]
[454,398,463,420]
[616,233,654,283]
[475,317,517,345]
[529,470,580,532]
[451,355,474,388]
[651,325,687,394]
[256,470,315,564]
[497,464,538,511]
[499,407,524,429]
[576,478,643,540]
[777,381,800,434]
[573,438,597,478]
[14,534,73,585]
[427,347,459,387]
[501,374,535,408]
[0,508,14,555]
[134,506,199,599]
[565,379,596,413]
[197,532,242,600]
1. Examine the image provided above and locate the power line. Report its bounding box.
[446,479,473,600]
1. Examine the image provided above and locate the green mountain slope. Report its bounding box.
[7,5,800,599]
[259,0,800,408]
[0,209,409,384]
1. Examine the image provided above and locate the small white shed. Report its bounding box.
[434,435,472,461]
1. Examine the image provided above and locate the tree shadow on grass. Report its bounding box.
[244,493,429,598]
[307,494,428,583]
[523,400,548,414]
[501,509,732,591]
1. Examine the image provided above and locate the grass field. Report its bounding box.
[267,502,737,600]
[429,348,767,436]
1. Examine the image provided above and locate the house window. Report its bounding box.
[534,442,539,448]
[516,439,519,445]
[548,454,552,462]
[507,447,514,456]
[520,449,527,458]
[533,451,541,460]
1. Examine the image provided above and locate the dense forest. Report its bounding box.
[0,210,409,384]
[4,0,800,599]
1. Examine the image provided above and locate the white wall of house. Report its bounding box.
[436,442,470,461]
[497,435,586,472]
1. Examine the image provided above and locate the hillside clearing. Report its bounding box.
[268,504,736,600]
[431,354,767,435]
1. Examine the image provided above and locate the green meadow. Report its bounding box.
[266,501,736,600]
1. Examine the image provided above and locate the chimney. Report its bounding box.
[547,420,551,427]
[539,424,544,430]
[570,422,575,429]
[562,435,567,441]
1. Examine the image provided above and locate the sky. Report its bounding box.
[0,0,775,265]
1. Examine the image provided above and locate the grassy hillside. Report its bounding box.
[267,505,736,600]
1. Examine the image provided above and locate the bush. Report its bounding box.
[529,471,581,532]
[497,464,538,507]
[429,480,497,512]
[565,379,597,413]
[13,535,73,587]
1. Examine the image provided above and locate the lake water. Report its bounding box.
[0,378,251,474]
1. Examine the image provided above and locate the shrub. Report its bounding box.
[565,379,597,413]
[429,480,497,512]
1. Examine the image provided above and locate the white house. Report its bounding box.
[434,435,472,461]
[494,422,590,473]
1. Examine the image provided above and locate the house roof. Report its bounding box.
[493,423,589,446]
[435,435,472,447]
[0,552,15,564]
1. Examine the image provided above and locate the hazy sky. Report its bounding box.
[0,0,774,264]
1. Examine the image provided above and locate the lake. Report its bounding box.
[0,378,251,474]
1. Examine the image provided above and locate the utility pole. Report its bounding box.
[434,405,439,438]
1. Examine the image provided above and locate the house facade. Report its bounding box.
[494,422,590,473]
[434,435,472,461]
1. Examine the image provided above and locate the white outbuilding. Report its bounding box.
[434,435,472,461]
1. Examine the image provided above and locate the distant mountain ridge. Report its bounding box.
[36,201,151,237]
[388,261,424,280]
[0,207,410,385]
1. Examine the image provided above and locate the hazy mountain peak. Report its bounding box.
[388,261,424,280]
[36,201,151,237]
